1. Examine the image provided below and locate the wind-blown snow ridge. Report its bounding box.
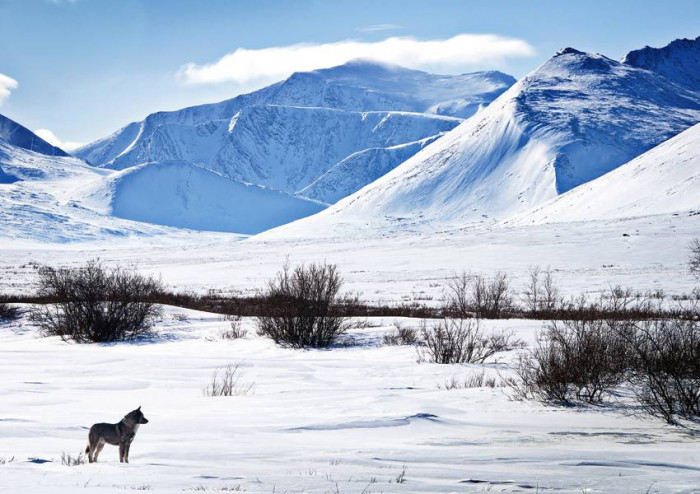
[511,122,700,224]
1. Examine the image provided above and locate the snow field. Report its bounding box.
[1,308,699,493]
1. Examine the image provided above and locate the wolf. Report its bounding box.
[85,407,149,463]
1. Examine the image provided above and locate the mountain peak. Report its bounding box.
[537,48,617,78]
[0,114,68,157]
[318,59,417,74]
[555,47,585,56]
[622,35,700,91]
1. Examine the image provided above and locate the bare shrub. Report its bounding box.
[255,262,351,348]
[625,318,700,424]
[219,315,247,340]
[522,266,561,315]
[445,272,471,317]
[383,322,418,345]
[30,261,163,343]
[509,319,629,404]
[61,452,86,466]
[395,464,407,484]
[171,312,190,323]
[690,239,700,280]
[479,272,513,319]
[604,285,638,315]
[0,302,18,321]
[203,364,255,397]
[439,370,503,390]
[418,318,521,364]
[445,272,514,319]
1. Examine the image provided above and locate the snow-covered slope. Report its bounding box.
[511,122,700,223]
[75,62,513,203]
[0,113,68,157]
[1,119,305,239]
[0,138,174,242]
[299,135,442,204]
[88,161,325,234]
[623,35,700,92]
[260,61,515,118]
[270,40,700,236]
[81,106,458,197]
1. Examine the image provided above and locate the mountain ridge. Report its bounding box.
[262,37,700,237]
[75,61,515,204]
[0,114,68,157]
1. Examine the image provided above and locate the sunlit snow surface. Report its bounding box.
[1,44,700,493]
[1,308,699,493]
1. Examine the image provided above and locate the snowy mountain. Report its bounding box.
[0,136,158,242]
[86,161,325,234]
[511,122,700,224]
[299,134,442,204]
[0,113,68,157]
[270,39,700,236]
[0,114,324,238]
[623,35,700,92]
[76,62,513,203]
[80,106,458,195]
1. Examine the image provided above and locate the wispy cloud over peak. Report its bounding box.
[0,73,18,106]
[357,24,402,32]
[34,128,85,152]
[178,34,535,86]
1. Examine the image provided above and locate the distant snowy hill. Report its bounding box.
[270,39,700,236]
[0,114,68,157]
[511,122,700,223]
[0,116,319,239]
[0,136,162,242]
[76,62,513,203]
[87,161,325,234]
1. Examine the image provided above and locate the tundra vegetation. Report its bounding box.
[2,255,696,426]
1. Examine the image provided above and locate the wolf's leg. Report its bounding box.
[93,441,105,462]
[87,429,95,463]
[124,443,130,463]
[119,443,125,463]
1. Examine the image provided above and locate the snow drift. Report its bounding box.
[511,122,700,223]
[89,161,326,234]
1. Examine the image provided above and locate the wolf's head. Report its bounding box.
[125,406,149,425]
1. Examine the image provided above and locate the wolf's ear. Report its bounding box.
[138,406,141,410]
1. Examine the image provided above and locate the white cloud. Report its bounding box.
[178,33,535,85]
[357,24,402,32]
[34,129,85,152]
[0,73,18,106]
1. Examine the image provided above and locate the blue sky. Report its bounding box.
[0,0,698,148]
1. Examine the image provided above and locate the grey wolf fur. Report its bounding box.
[85,407,149,463]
